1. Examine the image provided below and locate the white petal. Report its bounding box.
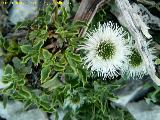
[79,22,131,79]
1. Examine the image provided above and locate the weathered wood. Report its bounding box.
[74,0,106,36]
[111,0,160,85]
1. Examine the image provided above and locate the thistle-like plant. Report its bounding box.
[0,3,136,120]
[80,22,131,79]
[123,41,156,79]
[63,90,85,112]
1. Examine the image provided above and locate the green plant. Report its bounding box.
[0,3,134,120]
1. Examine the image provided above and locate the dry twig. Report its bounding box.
[74,0,107,36]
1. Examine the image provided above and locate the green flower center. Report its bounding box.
[97,41,116,60]
[71,97,80,104]
[129,48,143,67]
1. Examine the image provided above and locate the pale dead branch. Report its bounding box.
[111,0,160,85]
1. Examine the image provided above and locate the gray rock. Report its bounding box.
[113,78,151,107]
[10,109,48,120]
[0,101,48,120]
[9,0,39,24]
[0,10,8,32]
[127,100,160,120]
[111,77,160,120]
[0,101,24,119]
[113,85,143,107]
[50,108,66,120]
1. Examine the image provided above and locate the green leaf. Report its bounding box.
[18,87,32,99]
[32,55,40,64]
[54,62,65,72]
[155,58,160,65]
[39,100,51,111]
[61,7,68,22]
[20,45,32,53]
[6,40,20,53]
[29,29,48,43]
[63,112,72,120]
[12,57,32,77]
[15,20,32,30]
[78,68,87,86]
[22,55,31,63]
[24,100,33,110]
[36,30,48,43]
[67,52,81,62]
[0,32,4,47]
[53,111,59,120]
[16,79,25,85]
[4,64,14,75]
[33,41,44,51]
[40,29,48,35]
[3,95,8,109]
[40,67,51,83]
[72,21,87,28]
[42,49,52,59]
[42,73,62,90]
[65,51,78,74]
[42,49,55,67]
[21,41,43,64]
[32,41,43,64]
[12,57,22,69]
[29,30,39,41]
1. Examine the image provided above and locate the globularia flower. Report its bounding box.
[63,90,85,111]
[123,41,156,79]
[80,22,131,79]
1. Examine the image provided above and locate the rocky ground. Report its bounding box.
[0,0,160,120]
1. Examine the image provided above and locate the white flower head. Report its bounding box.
[80,21,131,79]
[123,41,156,79]
[63,90,85,111]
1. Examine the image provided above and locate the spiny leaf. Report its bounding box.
[42,49,53,59]
[0,32,4,47]
[65,51,78,74]
[18,87,32,99]
[12,57,32,77]
[78,68,87,86]
[22,54,31,63]
[29,29,48,43]
[32,55,40,64]
[72,21,87,28]
[67,52,81,63]
[3,95,8,109]
[61,7,68,22]
[40,67,51,83]
[42,73,62,90]
[33,41,44,51]
[4,64,14,75]
[20,45,32,53]
[54,62,65,72]
[39,100,51,112]
[155,58,160,65]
